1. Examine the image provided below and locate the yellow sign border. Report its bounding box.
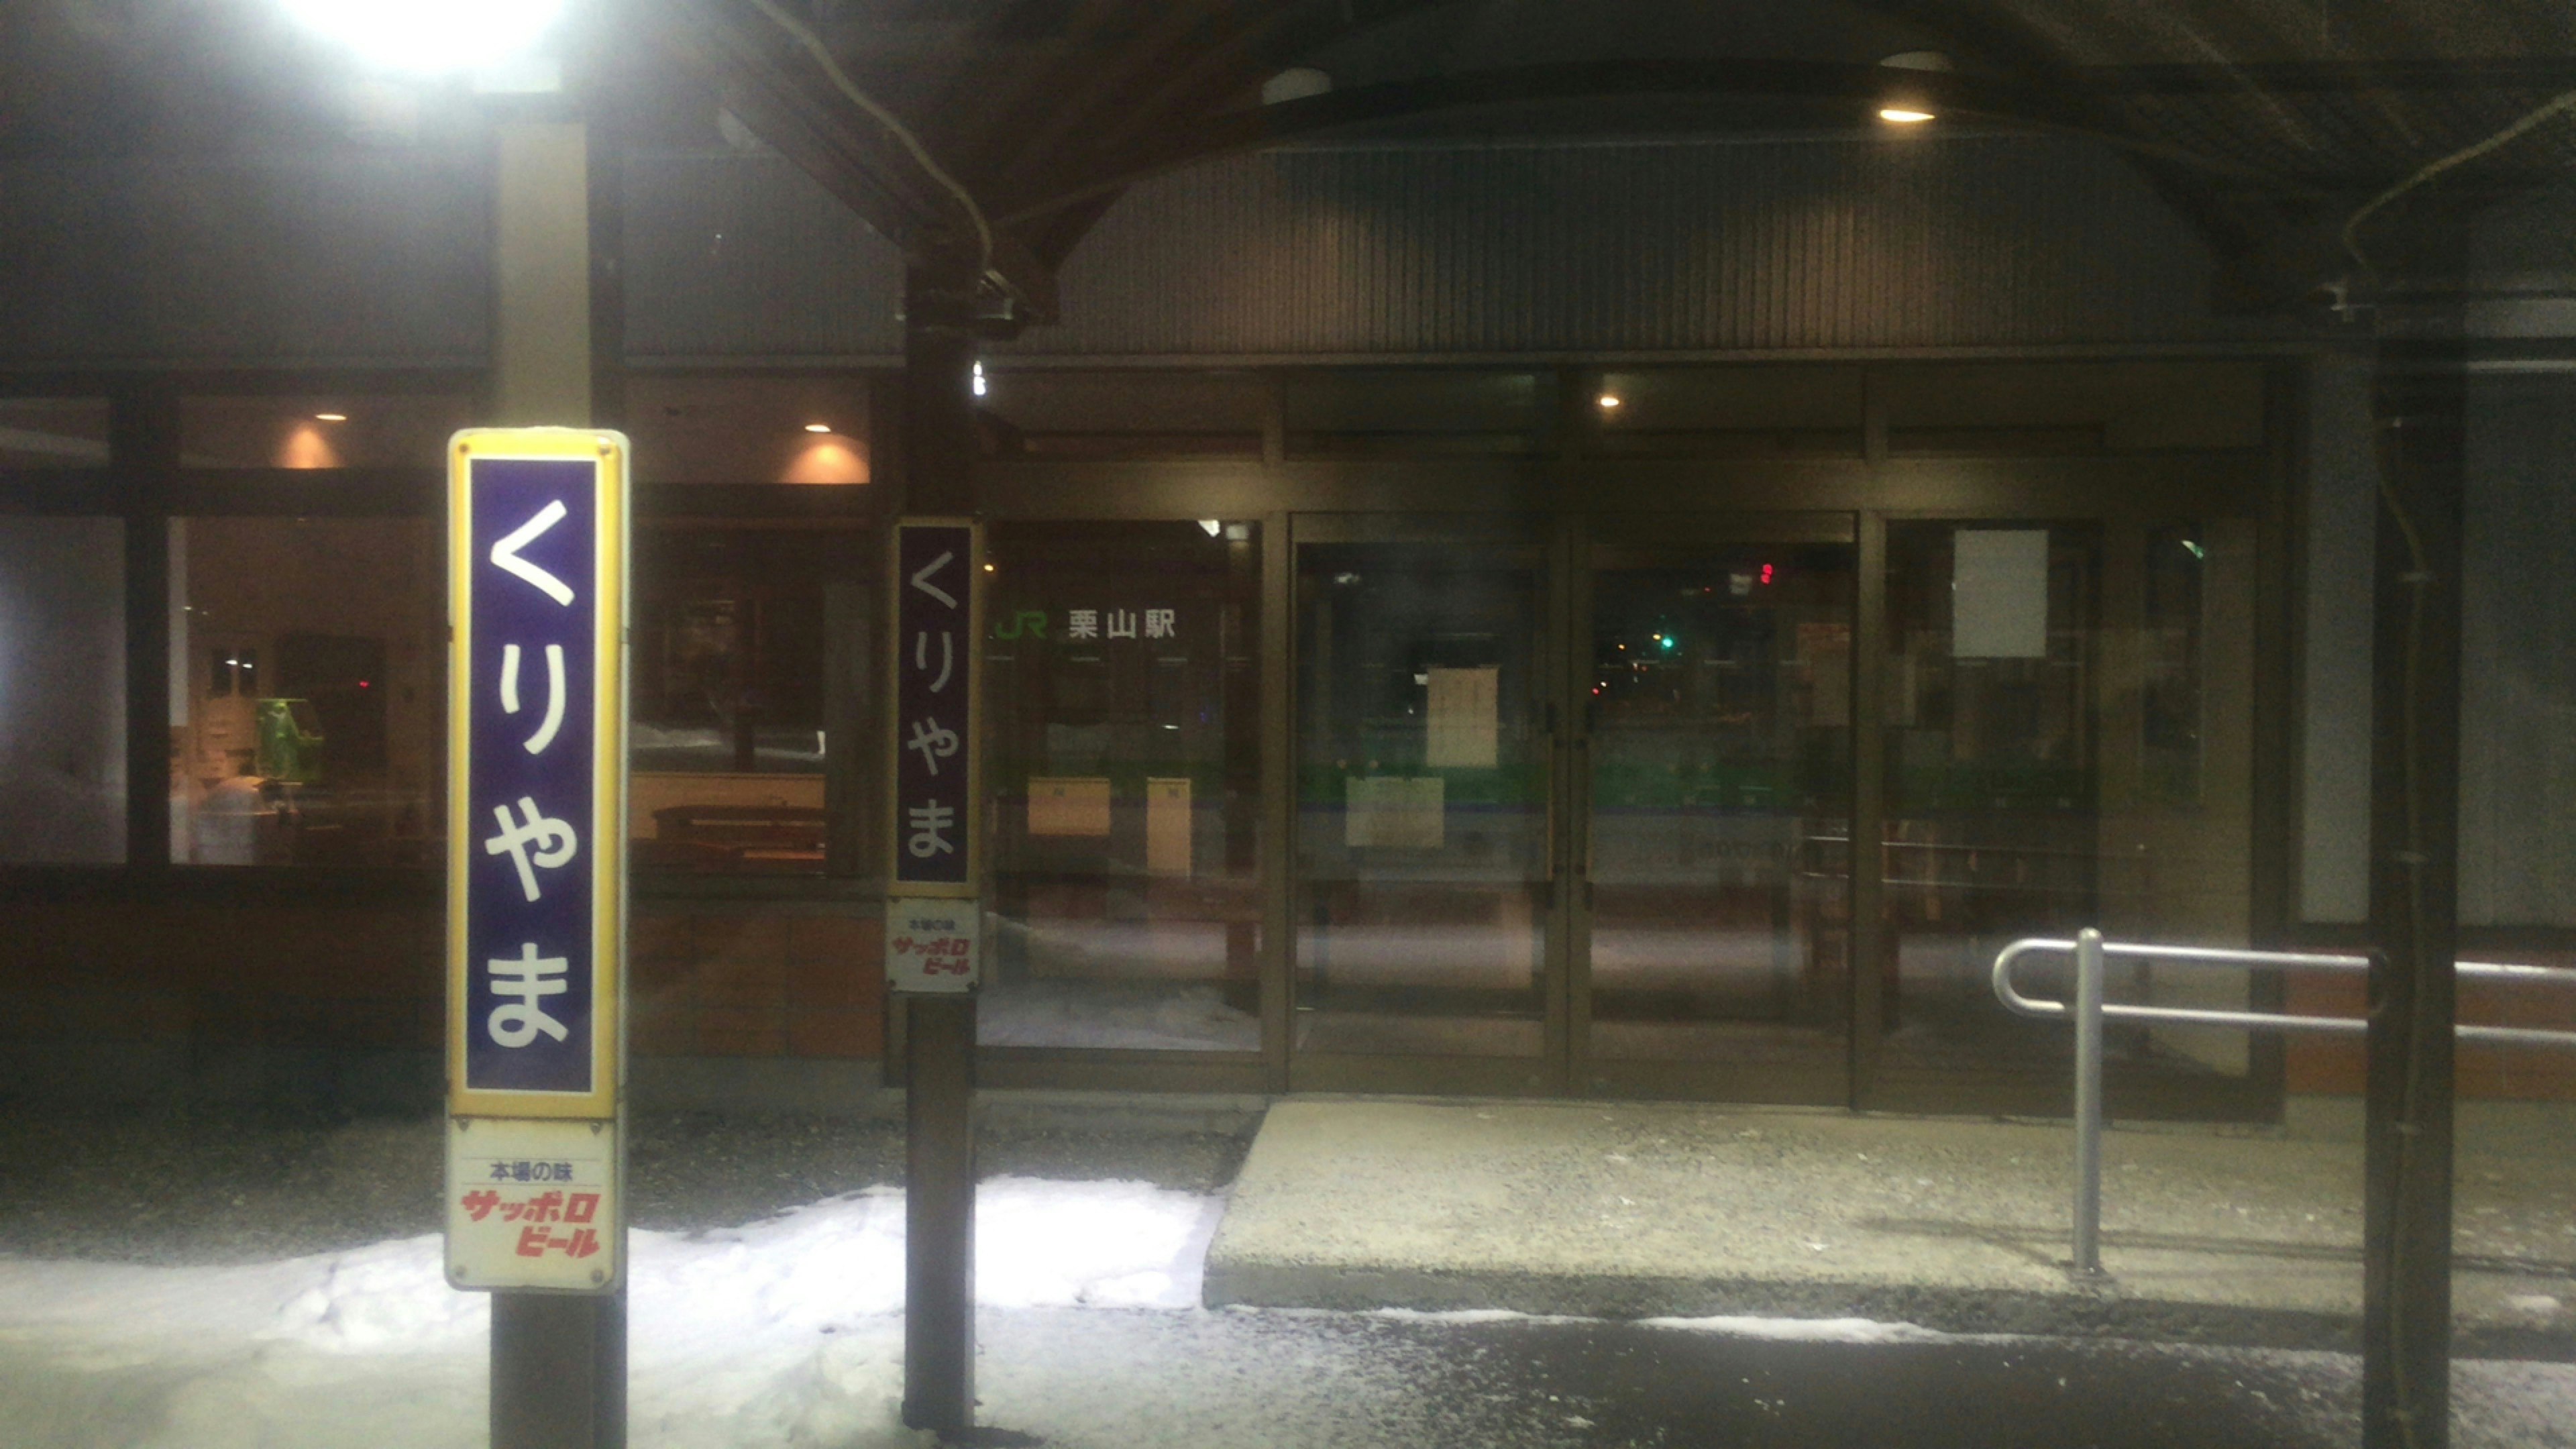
[446,427,629,1120]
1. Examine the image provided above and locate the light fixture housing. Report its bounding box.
[804,423,833,434]
[314,412,347,422]
[1875,51,1950,128]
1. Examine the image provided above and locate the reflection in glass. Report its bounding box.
[180,395,474,470]
[0,519,125,862]
[983,522,1263,1051]
[630,526,843,873]
[170,518,438,866]
[1876,521,2255,1095]
[0,398,111,469]
[1295,543,1547,1057]
[1585,543,1853,1067]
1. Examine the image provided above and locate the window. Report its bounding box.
[0,398,111,469]
[625,376,872,485]
[181,394,474,470]
[982,521,1263,1051]
[168,517,441,865]
[0,518,125,862]
[630,524,856,873]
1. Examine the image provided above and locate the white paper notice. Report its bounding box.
[1951,529,2051,659]
[1425,666,1499,768]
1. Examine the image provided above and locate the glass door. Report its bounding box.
[1864,517,2263,1116]
[1289,518,1565,1094]
[1282,508,2262,1114]
[1570,516,1858,1101]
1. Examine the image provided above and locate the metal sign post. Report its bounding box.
[889,517,982,1435]
[445,428,631,1444]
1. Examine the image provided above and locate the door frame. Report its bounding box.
[1283,511,1574,1096]
[1566,511,1862,1105]
[971,368,2293,1111]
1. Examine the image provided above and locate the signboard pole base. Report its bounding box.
[493,1290,625,1449]
[902,992,977,1435]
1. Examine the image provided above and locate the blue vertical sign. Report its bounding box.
[891,520,979,895]
[448,430,628,1120]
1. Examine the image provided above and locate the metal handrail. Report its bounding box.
[1990,932,2576,1277]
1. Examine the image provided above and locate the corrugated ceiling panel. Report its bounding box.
[0,136,2311,369]
[1004,133,2302,357]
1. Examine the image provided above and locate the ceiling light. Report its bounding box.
[971,361,987,398]
[314,413,347,422]
[1878,108,1935,124]
[804,423,832,433]
[1197,519,1223,537]
[1597,394,1623,410]
[278,0,568,77]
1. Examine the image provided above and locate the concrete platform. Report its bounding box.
[1204,1099,2576,1354]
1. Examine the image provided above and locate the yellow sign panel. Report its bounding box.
[445,428,630,1122]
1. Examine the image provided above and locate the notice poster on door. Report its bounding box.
[1028,776,1112,837]
[1951,529,2051,659]
[1425,666,1499,768]
[1146,777,1192,875]
[1345,775,1445,849]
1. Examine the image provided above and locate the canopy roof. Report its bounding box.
[11,0,2575,320]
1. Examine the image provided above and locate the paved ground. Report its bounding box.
[1207,1099,2576,1353]
[964,1308,2576,1449]
[5,1095,2575,1446]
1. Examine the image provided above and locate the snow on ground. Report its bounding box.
[0,1178,1220,1449]
[6,1179,2575,1449]
[975,979,1260,1053]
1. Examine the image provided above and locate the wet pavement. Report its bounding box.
[1210,1098,2576,1352]
[967,1306,2575,1448]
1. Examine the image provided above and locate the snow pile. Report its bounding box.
[0,1179,1222,1449]
[1641,1313,1951,1343]
[977,979,1260,1053]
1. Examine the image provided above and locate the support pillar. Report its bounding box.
[486,110,627,1449]
[897,268,983,1438]
[2361,331,2467,1449]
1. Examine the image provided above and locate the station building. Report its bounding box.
[1,1,2571,1126]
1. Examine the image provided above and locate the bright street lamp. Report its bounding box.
[276,0,570,76]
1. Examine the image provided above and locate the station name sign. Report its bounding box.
[888,519,983,993]
[444,428,629,1292]
[446,429,628,1120]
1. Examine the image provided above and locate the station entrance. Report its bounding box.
[1285,505,2263,1116]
